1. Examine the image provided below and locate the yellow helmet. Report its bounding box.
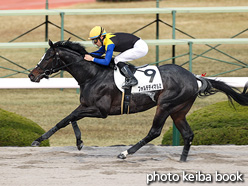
[88,26,107,40]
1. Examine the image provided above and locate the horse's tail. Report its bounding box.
[242,81,248,94]
[196,76,248,106]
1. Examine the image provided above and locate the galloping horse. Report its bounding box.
[28,40,248,162]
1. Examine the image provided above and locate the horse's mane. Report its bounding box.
[54,40,88,55]
[53,40,115,69]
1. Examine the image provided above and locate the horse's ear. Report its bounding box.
[49,39,54,48]
[67,37,71,42]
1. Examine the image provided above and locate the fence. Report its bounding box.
[1,5,248,146]
[1,6,248,78]
[0,38,247,89]
[0,38,248,85]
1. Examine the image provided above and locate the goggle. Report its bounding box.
[92,38,98,45]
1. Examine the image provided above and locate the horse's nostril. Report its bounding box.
[28,73,35,81]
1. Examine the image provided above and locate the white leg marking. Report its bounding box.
[121,150,128,158]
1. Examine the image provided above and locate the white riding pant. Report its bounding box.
[114,39,148,64]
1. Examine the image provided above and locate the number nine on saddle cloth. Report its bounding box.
[114,64,163,114]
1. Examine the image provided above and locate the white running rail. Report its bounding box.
[0,77,247,89]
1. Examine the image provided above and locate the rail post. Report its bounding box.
[155,0,160,64]
[188,42,193,72]
[45,0,49,51]
[60,12,65,82]
[171,10,180,146]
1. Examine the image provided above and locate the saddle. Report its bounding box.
[113,63,163,114]
[91,57,163,114]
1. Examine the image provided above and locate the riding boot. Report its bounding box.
[120,65,138,89]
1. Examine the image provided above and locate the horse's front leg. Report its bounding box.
[31,104,105,147]
[31,114,73,147]
[71,121,83,150]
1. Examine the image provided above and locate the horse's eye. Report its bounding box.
[45,55,53,60]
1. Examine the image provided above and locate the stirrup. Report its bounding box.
[122,78,138,89]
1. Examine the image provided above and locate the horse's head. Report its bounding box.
[29,40,64,82]
[29,39,88,82]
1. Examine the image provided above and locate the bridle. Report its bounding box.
[36,47,83,78]
[36,50,61,78]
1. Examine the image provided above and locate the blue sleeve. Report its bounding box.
[93,44,115,66]
[90,46,105,56]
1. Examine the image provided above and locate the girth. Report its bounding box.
[121,87,132,114]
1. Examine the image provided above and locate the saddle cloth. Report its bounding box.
[114,65,163,93]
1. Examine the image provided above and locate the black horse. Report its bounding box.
[28,40,248,162]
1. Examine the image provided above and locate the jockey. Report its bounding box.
[84,26,148,89]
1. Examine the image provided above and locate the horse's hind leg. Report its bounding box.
[118,106,169,159]
[170,104,194,162]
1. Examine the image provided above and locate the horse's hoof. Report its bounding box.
[77,142,83,151]
[31,141,40,147]
[117,153,126,159]
[117,150,128,159]
[180,155,187,162]
[76,140,83,151]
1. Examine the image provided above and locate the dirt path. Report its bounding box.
[0,145,247,186]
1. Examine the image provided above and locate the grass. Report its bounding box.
[162,101,248,145]
[0,108,49,146]
[0,88,230,147]
[0,0,247,146]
